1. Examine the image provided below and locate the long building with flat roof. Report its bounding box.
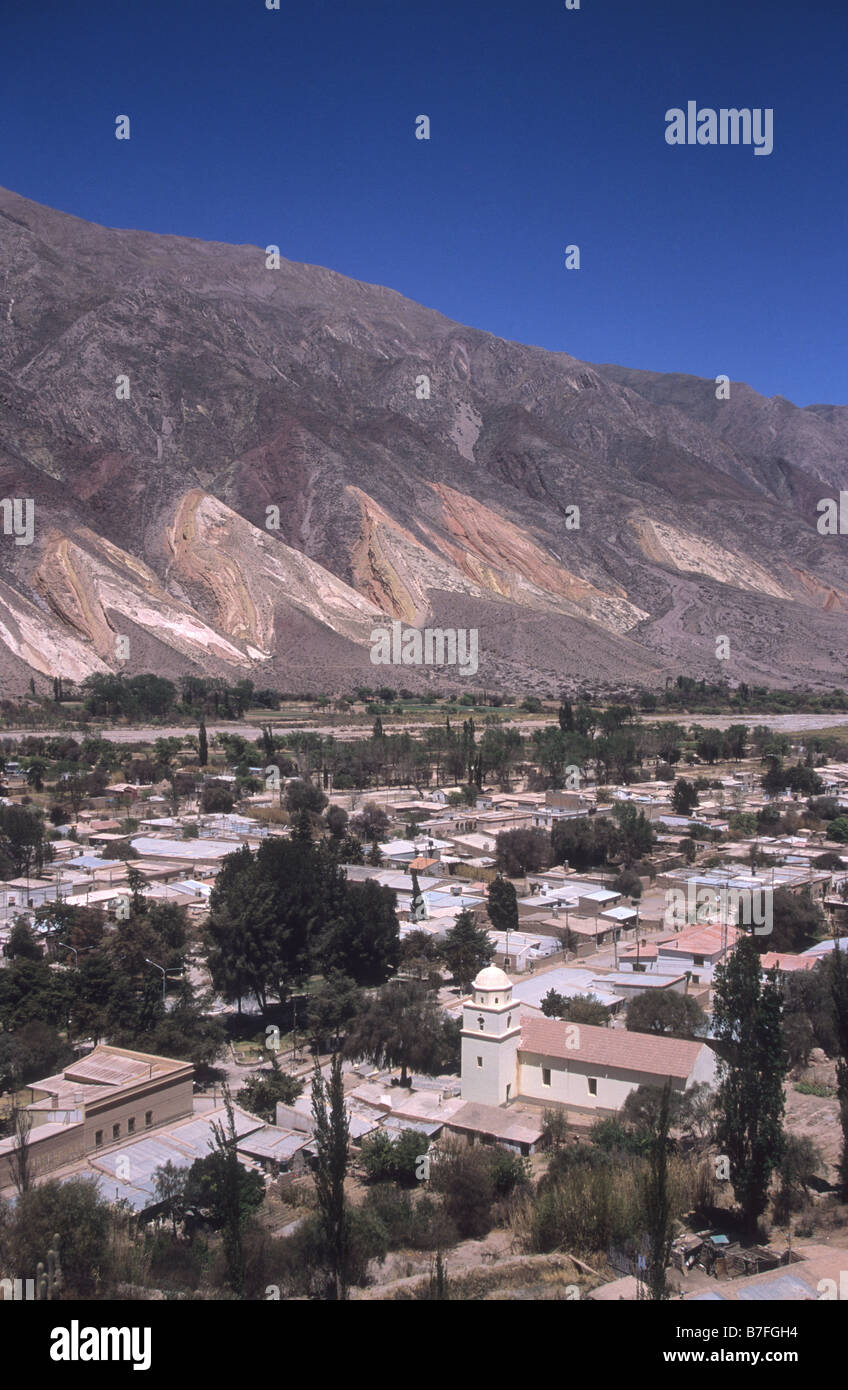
[0,1045,193,1192]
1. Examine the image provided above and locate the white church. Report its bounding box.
[460,966,717,1115]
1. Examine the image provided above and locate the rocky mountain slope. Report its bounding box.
[0,184,846,694]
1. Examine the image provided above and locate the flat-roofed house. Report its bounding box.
[656,923,742,984]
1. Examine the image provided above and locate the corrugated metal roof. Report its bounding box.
[71,1106,273,1210]
[381,1116,441,1138]
[737,1274,816,1301]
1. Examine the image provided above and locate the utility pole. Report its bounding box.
[145,958,184,1007]
[145,958,167,1006]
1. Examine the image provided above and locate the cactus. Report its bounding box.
[35,1234,62,1300]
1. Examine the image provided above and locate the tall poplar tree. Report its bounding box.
[642,1077,674,1300]
[487,874,519,938]
[829,940,848,1199]
[311,1054,351,1301]
[712,935,787,1234]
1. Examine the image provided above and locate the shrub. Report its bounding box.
[237,1066,304,1123]
[360,1128,429,1186]
[489,1149,531,1197]
[360,1184,457,1253]
[540,1108,570,1149]
[268,1209,387,1296]
[794,1080,833,1097]
[589,1117,648,1156]
[430,1138,496,1239]
[9,1178,111,1295]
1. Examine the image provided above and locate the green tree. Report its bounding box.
[183,1141,264,1232]
[7,916,42,961]
[25,758,48,791]
[540,989,608,1025]
[0,958,71,1033]
[430,1135,497,1239]
[641,1078,675,1301]
[0,1021,73,1092]
[610,803,655,864]
[188,1089,264,1295]
[207,838,396,1009]
[774,1135,824,1222]
[126,864,147,914]
[564,994,609,1026]
[325,804,348,839]
[360,1128,426,1186]
[344,980,456,1086]
[399,930,443,984]
[0,803,47,876]
[308,972,362,1050]
[613,869,643,900]
[237,1058,304,1122]
[487,874,519,937]
[206,840,339,1010]
[285,779,328,815]
[198,719,208,768]
[9,1178,111,1296]
[639,1073,672,1301]
[311,1054,351,1301]
[153,1160,189,1238]
[442,908,494,992]
[712,936,788,1234]
[320,878,400,986]
[625,991,707,1040]
[830,942,848,1199]
[621,1083,683,1135]
[671,779,699,817]
[762,889,823,955]
[200,782,234,814]
[8,1101,34,1196]
[495,828,549,876]
[541,987,567,1018]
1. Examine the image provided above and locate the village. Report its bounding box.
[0,691,847,1301]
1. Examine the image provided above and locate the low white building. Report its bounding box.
[656,923,743,985]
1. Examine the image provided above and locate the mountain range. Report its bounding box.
[1,184,846,696]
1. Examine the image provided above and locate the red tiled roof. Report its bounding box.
[519,1016,704,1080]
[759,953,817,973]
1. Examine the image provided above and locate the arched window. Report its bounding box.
[507,1014,512,1028]
[478,1015,485,1030]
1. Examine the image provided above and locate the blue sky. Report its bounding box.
[2,0,845,404]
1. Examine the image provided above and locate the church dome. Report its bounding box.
[473,965,511,991]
